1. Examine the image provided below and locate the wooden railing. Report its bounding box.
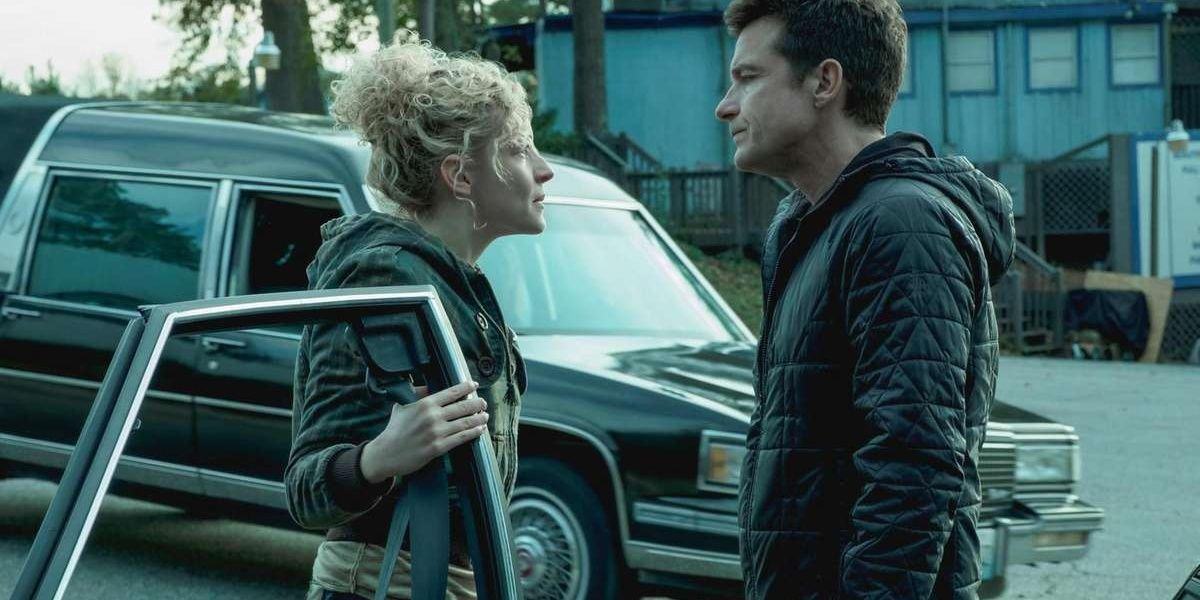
[563,132,793,249]
[993,242,1066,355]
[624,169,792,248]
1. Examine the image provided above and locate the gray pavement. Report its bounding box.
[1,356,1197,599]
[993,357,1200,600]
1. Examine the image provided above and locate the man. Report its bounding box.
[715,0,1015,597]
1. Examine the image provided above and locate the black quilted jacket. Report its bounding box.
[739,133,1015,599]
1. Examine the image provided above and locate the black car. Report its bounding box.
[0,98,1103,599]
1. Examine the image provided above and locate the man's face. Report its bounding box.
[715,17,815,177]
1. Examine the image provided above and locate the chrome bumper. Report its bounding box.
[626,500,742,580]
[995,498,1105,571]
[625,497,1104,583]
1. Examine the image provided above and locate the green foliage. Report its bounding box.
[26,63,66,96]
[144,62,248,103]
[485,0,569,25]
[532,108,583,156]
[677,242,763,333]
[0,75,22,95]
[312,0,385,54]
[515,73,582,156]
[158,0,257,67]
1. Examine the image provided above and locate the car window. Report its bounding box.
[480,203,739,340]
[25,175,214,311]
[224,190,341,331]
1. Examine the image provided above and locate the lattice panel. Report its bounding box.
[1039,160,1111,234]
[1162,299,1200,362]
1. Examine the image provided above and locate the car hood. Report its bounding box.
[519,335,759,416]
[518,335,1049,424]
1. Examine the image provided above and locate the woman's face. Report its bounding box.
[467,125,555,236]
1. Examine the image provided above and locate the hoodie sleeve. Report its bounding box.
[284,246,424,530]
[838,189,979,599]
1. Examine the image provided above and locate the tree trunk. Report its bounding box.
[572,0,606,134]
[260,0,325,114]
[377,0,396,46]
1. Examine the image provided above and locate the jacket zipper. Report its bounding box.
[755,175,848,388]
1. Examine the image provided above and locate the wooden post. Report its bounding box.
[1150,145,1160,277]
[671,172,686,232]
[1012,269,1026,354]
[730,169,746,251]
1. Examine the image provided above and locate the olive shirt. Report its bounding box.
[285,211,526,595]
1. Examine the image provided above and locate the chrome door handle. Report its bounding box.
[200,336,247,352]
[1,306,42,320]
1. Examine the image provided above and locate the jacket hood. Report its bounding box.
[310,211,474,290]
[841,133,1017,285]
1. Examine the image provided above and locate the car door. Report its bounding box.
[0,171,209,484]
[9,288,519,600]
[188,184,344,498]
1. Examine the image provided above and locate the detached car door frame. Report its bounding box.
[11,287,520,600]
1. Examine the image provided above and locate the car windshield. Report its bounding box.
[479,203,740,341]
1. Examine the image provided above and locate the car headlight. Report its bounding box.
[1015,444,1080,483]
[698,430,746,494]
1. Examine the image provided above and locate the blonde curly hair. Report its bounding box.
[330,34,533,216]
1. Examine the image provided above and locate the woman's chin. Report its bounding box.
[525,214,547,234]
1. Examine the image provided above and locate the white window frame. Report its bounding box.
[1110,23,1161,87]
[947,29,997,94]
[1028,26,1079,91]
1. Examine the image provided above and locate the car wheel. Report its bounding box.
[509,457,627,600]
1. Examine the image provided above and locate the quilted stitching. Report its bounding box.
[740,143,1013,600]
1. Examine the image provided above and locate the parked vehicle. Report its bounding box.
[0,97,1104,599]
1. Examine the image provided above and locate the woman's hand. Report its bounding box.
[359,380,488,484]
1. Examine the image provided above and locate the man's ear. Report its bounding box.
[438,154,473,198]
[811,58,844,110]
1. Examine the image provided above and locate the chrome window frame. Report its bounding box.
[9,287,519,600]
[215,182,349,299]
[16,168,220,310]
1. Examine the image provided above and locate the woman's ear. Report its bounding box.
[438,154,473,199]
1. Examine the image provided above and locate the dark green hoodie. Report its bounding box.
[285,211,525,555]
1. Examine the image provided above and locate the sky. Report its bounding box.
[0,0,379,94]
[0,0,183,91]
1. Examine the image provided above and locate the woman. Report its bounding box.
[284,36,554,600]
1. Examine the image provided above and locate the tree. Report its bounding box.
[571,0,606,134]
[26,62,66,96]
[0,75,23,95]
[485,0,567,25]
[144,62,248,103]
[160,0,325,113]
[100,54,138,99]
[260,0,326,112]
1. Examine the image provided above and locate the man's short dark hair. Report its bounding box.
[724,0,907,129]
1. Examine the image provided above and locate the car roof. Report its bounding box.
[25,100,635,204]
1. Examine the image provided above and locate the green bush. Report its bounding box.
[678,242,763,335]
